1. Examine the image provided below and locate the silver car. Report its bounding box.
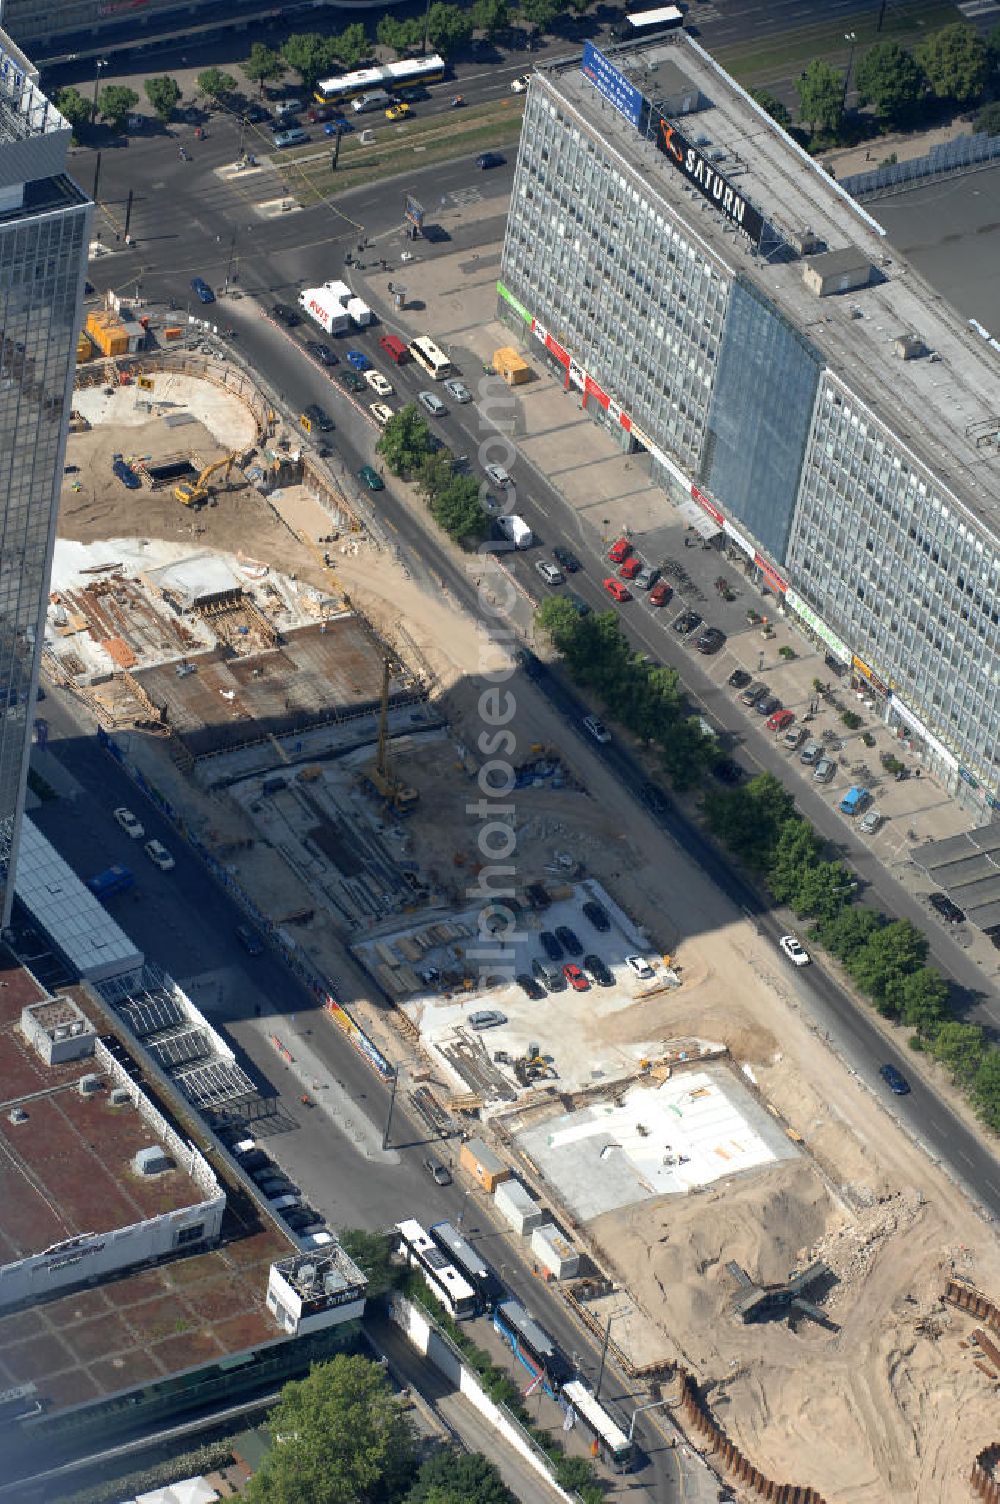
[535,560,565,586]
[484,462,511,488]
[417,390,446,417]
[443,377,472,404]
[813,757,836,783]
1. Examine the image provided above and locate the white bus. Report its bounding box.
[408,335,453,381]
[396,1218,477,1319]
[562,1379,635,1470]
[314,53,446,106]
[624,5,684,34]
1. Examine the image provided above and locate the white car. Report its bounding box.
[511,75,531,93]
[370,402,394,427]
[583,714,610,744]
[484,463,511,488]
[364,369,393,396]
[443,377,471,404]
[144,838,175,871]
[858,808,883,835]
[779,933,810,967]
[114,806,144,839]
[625,954,654,980]
[535,560,564,587]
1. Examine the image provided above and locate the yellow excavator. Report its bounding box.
[174,451,240,507]
[368,659,418,812]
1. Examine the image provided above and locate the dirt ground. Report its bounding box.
[56,376,1000,1504]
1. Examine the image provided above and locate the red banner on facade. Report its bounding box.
[545,332,569,367]
[754,553,788,594]
[691,485,725,526]
[584,374,609,408]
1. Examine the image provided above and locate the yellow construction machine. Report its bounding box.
[368,659,418,812]
[174,451,240,507]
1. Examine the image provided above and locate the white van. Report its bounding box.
[352,89,392,114]
[497,514,533,549]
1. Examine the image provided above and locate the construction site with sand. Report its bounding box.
[48,351,1000,1504]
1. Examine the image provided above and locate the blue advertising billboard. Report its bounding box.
[581,41,644,130]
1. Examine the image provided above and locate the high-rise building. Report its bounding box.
[0,29,90,922]
[499,35,1000,813]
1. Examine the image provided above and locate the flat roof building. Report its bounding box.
[500,35,1000,810]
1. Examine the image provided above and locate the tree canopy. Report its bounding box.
[281,34,338,91]
[98,84,140,129]
[55,85,92,133]
[916,23,989,105]
[749,88,791,129]
[377,15,425,54]
[519,0,563,36]
[338,1229,399,1298]
[471,0,510,39]
[854,42,925,126]
[330,23,370,68]
[241,43,286,94]
[404,1447,516,1504]
[425,3,474,55]
[197,66,238,103]
[144,75,181,122]
[246,1356,415,1504]
[377,404,436,478]
[795,59,844,136]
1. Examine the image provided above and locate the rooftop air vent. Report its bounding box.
[78,1073,101,1096]
[110,1087,132,1106]
[8,1108,28,1125]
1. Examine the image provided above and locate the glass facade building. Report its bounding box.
[500,52,1000,809]
[0,31,90,921]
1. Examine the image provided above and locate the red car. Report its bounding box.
[607,536,632,564]
[648,580,673,608]
[563,963,589,992]
[603,577,632,603]
[618,556,642,580]
[767,708,795,732]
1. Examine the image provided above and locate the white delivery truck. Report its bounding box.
[299,286,350,335]
[323,280,372,329]
[497,514,533,549]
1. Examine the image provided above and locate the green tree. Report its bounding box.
[795,59,845,136]
[972,1048,1000,1132]
[246,1356,416,1504]
[471,0,510,37]
[406,1447,516,1504]
[704,772,796,872]
[791,859,855,923]
[768,817,824,905]
[98,84,140,130]
[55,85,92,134]
[283,33,337,91]
[894,966,948,1033]
[377,405,434,476]
[431,476,489,540]
[930,1020,985,1088]
[241,43,286,97]
[415,448,456,499]
[425,3,474,55]
[854,42,925,126]
[847,918,927,1013]
[659,716,714,791]
[519,0,563,36]
[197,66,238,104]
[813,904,883,964]
[916,23,989,106]
[338,1229,399,1298]
[536,595,586,650]
[330,23,369,68]
[750,88,792,129]
[975,99,1000,134]
[377,16,424,53]
[144,74,182,123]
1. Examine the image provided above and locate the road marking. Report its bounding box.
[957,1150,975,1166]
[447,187,483,208]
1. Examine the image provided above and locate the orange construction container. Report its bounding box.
[459,1137,511,1194]
[85,310,129,358]
[75,331,93,363]
[163,326,183,341]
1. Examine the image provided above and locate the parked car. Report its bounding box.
[323,118,353,136]
[603,577,632,603]
[552,546,580,573]
[858,808,884,834]
[740,681,767,706]
[756,694,781,717]
[696,626,726,654]
[767,708,795,732]
[337,368,366,393]
[929,891,965,923]
[584,953,614,986]
[273,127,309,149]
[712,758,745,785]
[640,781,669,814]
[114,806,144,839]
[729,668,752,689]
[535,560,565,586]
[800,740,822,765]
[582,899,610,932]
[648,580,673,608]
[347,349,370,371]
[607,536,632,564]
[563,962,589,991]
[532,957,566,991]
[358,464,384,491]
[271,302,300,326]
[306,340,338,366]
[812,757,836,784]
[784,726,807,749]
[511,74,531,92]
[634,564,660,591]
[418,390,446,417]
[386,101,410,120]
[235,923,264,955]
[567,593,591,616]
[539,930,564,960]
[365,369,393,396]
[370,402,394,427]
[424,1157,452,1186]
[443,377,472,403]
[555,925,583,955]
[618,555,642,580]
[476,151,505,169]
[516,975,545,1000]
[144,839,174,870]
[303,403,334,432]
[879,1063,910,1095]
[112,456,141,489]
[525,882,551,910]
[583,714,611,744]
[674,611,702,634]
[779,933,810,967]
[468,1009,508,1030]
[190,275,214,304]
[625,954,654,979]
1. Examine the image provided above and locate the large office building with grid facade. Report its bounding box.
[499,34,1000,813]
[0,30,90,922]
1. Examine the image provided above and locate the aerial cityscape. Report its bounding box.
[1,1,1000,1502]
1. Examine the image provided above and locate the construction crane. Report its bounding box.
[174,451,240,507]
[368,658,418,812]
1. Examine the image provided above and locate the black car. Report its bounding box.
[552,546,581,574]
[272,302,300,326]
[306,340,339,366]
[640,781,669,815]
[539,930,563,960]
[336,368,366,393]
[712,758,745,785]
[582,899,610,933]
[554,924,583,955]
[304,403,334,432]
[112,455,141,490]
[756,694,781,717]
[929,891,965,923]
[516,973,546,1000]
[674,611,703,634]
[567,593,591,617]
[526,882,551,910]
[476,151,505,169]
[237,1149,269,1172]
[879,1063,910,1095]
[696,627,726,654]
[584,953,614,987]
[729,668,752,690]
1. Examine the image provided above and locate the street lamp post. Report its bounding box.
[842,32,857,111]
[91,58,107,125]
[381,1068,398,1152]
[627,1397,672,1444]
